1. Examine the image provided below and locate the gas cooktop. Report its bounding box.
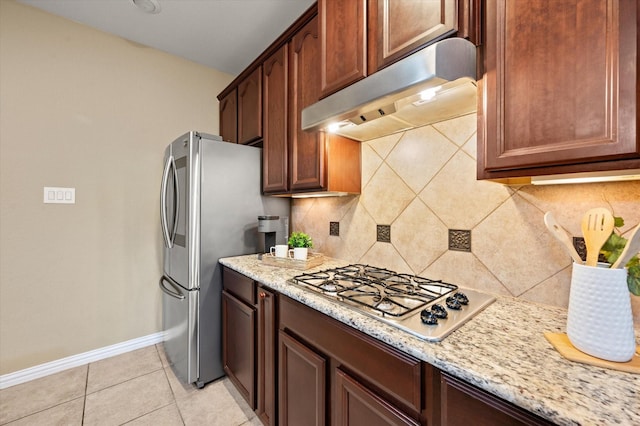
[288,264,495,341]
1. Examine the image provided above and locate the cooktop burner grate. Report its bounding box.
[291,264,458,318]
[288,263,496,341]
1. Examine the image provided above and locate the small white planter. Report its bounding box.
[566,262,636,362]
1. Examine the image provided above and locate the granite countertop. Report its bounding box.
[219,254,640,426]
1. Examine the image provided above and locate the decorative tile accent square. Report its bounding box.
[377,225,391,243]
[449,229,471,252]
[330,221,340,236]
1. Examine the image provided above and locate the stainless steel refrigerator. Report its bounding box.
[159,131,289,388]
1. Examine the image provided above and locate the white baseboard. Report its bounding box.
[0,331,165,390]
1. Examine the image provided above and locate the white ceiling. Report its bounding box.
[17,0,316,76]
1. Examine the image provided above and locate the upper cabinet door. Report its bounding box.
[319,0,368,98]
[238,66,263,145]
[368,0,457,72]
[478,0,640,179]
[262,46,289,194]
[219,88,237,144]
[289,16,326,192]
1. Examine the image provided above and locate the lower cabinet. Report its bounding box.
[256,287,277,425]
[222,267,278,425]
[278,295,424,426]
[439,372,554,426]
[222,290,256,407]
[335,369,420,426]
[278,331,327,426]
[223,268,555,426]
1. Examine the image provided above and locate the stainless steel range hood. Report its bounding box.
[301,38,478,142]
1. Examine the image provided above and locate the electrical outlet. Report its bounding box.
[330,221,340,236]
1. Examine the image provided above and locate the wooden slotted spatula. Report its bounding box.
[581,208,615,267]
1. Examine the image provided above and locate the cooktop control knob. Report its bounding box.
[420,309,438,325]
[445,296,462,310]
[431,304,448,319]
[453,292,469,305]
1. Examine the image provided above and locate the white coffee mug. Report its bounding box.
[270,245,288,258]
[289,247,308,261]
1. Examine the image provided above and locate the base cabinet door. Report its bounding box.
[256,286,277,426]
[335,369,420,426]
[222,290,256,408]
[278,331,327,426]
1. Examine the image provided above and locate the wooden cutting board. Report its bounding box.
[544,332,640,374]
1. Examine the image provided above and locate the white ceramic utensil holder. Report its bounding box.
[566,262,636,362]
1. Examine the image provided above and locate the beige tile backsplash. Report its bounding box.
[292,113,640,325]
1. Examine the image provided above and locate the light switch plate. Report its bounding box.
[43,187,75,204]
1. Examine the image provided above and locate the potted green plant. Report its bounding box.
[600,216,640,295]
[288,231,313,261]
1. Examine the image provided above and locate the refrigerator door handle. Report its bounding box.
[159,275,186,300]
[160,155,178,248]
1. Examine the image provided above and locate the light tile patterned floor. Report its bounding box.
[0,345,260,425]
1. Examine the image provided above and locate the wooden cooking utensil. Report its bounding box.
[581,208,615,267]
[543,212,583,264]
[612,223,640,269]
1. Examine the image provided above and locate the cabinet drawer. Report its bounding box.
[440,372,553,426]
[222,266,256,305]
[280,295,422,414]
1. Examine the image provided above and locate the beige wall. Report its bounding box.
[292,113,640,325]
[0,1,233,374]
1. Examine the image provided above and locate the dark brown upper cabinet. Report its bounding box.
[219,88,237,144]
[289,16,323,192]
[319,0,474,98]
[262,45,289,194]
[263,14,361,196]
[217,4,361,197]
[319,0,368,98]
[478,0,640,181]
[237,66,263,145]
[217,67,261,146]
[368,0,459,73]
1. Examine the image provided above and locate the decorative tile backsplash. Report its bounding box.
[291,113,640,325]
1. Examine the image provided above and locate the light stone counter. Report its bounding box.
[219,254,640,426]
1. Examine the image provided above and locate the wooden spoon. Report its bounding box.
[543,212,583,264]
[581,208,615,267]
[612,223,640,269]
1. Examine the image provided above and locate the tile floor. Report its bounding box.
[0,345,260,425]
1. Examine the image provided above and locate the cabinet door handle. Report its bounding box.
[259,292,267,299]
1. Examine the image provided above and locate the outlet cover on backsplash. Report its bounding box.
[449,229,471,252]
[377,225,391,243]
[330,221,340,236]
